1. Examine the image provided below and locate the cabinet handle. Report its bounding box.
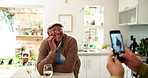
[88,60,90,68]
[84,60,85,69]
[124,7,129,9]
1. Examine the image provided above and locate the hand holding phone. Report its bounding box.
[110,30,126,62]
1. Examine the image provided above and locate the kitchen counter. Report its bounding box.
[0,65,20,78]
[78,49,112,56]
[11,67,74,78]
[0,65,74,78]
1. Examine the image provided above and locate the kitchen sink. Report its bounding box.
[78,49,96,52]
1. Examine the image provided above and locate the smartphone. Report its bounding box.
[110,30,126,62]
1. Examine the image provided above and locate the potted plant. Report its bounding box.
[25,29,33,35]
[35,23,42,28]
[3,57,10,65]
[137,38,148,57]
[12,55,23,67]
[29,56,37,62]
[0,58,3,64]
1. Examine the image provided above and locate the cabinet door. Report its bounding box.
[79,56,87,78]
[87,56,100,78]
[79,55,100,78]
[119,0,138,11]
[100,56,110,78]
[119,11,128,25]
[122,64,132,78]
[119,6,138,25]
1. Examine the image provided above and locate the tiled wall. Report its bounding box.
[126,25,148,46]
[16,37,43,57]
[14,8,43,57]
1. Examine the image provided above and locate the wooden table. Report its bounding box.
[11,67,75,78]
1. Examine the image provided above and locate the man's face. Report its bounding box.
[48,25,64,42]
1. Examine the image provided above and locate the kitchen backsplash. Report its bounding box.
[126,25,148,47]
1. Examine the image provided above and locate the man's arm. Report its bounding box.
[53,38,78,73]
[37,40,56,75]
[111,76,121,78]
[138,64,148,78]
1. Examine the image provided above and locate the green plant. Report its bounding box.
[0,9,14,32]
[84,10,94,16]
[12,55,23,67]
[25,29,33,35]
[137,38,148,57]
[1,56,13,65]
[21,45,26,51]
[6,56,13,64]
[35,23,42,27]
[0,58,3,64]
[29,56,37,62]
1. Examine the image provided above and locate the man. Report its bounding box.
[37,23,80,78]
[107,46,148,78]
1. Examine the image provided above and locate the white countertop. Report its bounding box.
[0,65,74,78]
[0,65,20,78]
[78,49,112,56]
[11,67,74,78]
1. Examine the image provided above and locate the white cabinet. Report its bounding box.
[100,56,110,78]
[79,55,110,78]
[79,55,100,78]
[119,0,148,25]
[79,53,133,78]
[100,56,132,78]
[122,64,132,78]
[119,0,138,11]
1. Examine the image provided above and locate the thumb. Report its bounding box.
[121,53,130,60]
[114,57,121,64]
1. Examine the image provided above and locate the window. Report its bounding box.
[0,9,14,32]
[83,6,104,49]
[84,28,104,49]
[84,6,104,26]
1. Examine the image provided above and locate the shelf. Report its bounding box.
[22,57,29,58]
[16,35,43,38]
[16,27,43,29]
[15,53,22,55]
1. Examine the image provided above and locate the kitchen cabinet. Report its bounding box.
[122,64,132,78]
[100,56,132,78]
[119,0,148,25]
[100,56,110,78]
[79,55,100,78]
[78,52,132,78]
[119,0,138,11]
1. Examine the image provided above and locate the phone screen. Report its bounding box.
[110,30,125,62]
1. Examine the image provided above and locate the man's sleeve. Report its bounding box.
[110,76,121,78]
[138,64,148,78]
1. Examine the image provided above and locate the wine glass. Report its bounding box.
[26,62,36,78]
[43,64,53,78]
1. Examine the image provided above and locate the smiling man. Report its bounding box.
[37,23,80,78]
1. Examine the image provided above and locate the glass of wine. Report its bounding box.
[43,64,53,78]
[26,62,36,78]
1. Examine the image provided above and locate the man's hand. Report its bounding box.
[121,46,143,72]
[48,31,57,52]
[107,53,124,77]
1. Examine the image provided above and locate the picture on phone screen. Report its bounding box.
[111,33,124,53]
[110,30,126,62]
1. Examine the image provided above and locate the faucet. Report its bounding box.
[129,35,139,53]
[83,44,89,52]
